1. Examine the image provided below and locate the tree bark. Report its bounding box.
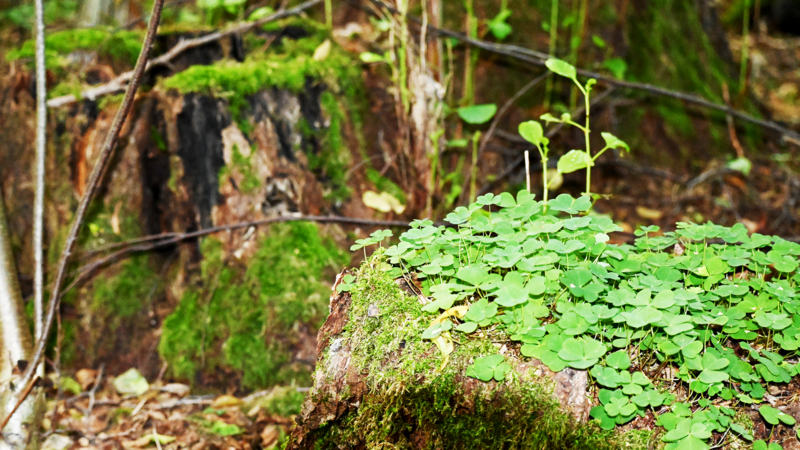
[0,197,43,450]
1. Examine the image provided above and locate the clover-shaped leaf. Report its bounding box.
[604,396,636,417]
[557,150,592,174]
[606,351,631,370]
[421,320,452,340]
[759,405,797,426]
[466,354,512,382]
[464,298,498,323]
[558,337,607,369]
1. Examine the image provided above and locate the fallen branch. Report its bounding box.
[45,0,322,108]
[366,0,800,144]
[63,215,448,297]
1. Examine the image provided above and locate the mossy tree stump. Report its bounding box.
[286,261,624,450]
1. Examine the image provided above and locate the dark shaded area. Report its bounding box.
[175,93,229,229]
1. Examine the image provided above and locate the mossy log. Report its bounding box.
[286,262,626,450]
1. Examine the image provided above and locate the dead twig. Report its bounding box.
[63,215,450,297]
[45,0,322,108]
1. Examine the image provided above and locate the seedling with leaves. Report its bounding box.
[521,58,630,198]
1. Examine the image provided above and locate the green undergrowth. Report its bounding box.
[159,222,348,389]
[309,257,627,450]
[337,191,800,449]
[7,27,143,71]
[162,18,363,202]
[624,0,762,156]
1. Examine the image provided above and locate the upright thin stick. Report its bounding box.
[18,0,166,391]
[524,150,531,192]
[33,0,47,357]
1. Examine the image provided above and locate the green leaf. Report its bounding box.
[456,265,490,286]
[455,322,478,333]
[468,354,510,382]
[545,58,577,81]
[209,421,242,436]
[759,405,797,426]
[359,52,386,63]
[600,132,629,152]
[558,337,607,369]
[457,104,497,124]
[519,120,546,146]
[606,351,631,370]
[727,157,752,176]
[558,150,592,174]
[621,306,662,328]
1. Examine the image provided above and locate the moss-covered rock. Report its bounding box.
[287,258,637,450]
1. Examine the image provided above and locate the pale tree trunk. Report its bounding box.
[0,198,43,450]
[78,0,130,27]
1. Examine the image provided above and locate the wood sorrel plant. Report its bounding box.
[520,58,630,198]
[348,191,800,449]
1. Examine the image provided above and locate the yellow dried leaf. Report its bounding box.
[362,191,406,214]
[211,394,242,408]
[635,206,663,220]
[313,39,332,61]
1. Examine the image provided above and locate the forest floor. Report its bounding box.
[20,6,800,450]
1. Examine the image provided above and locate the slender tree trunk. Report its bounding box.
[0,197,43,450]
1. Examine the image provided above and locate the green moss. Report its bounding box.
[247,385,306,417]
[92,254,157,320]
[218,144,260,193]
[307,258,630,450]
[7,27,144,70]
[162,19,364,201]
[159,222,349,389]
[305,91,352,202]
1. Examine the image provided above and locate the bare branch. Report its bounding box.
[19,0,167,393]
[45,0,323,109]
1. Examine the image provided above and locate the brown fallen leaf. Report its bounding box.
[260,424,280,449]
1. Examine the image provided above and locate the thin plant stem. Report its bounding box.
[739,0,751,94]
[463,0,476,104]
[325,0,332,28]
[580,83,591,195]
[569,0,587,109]
[18,0,166,392]
[544,0,559,109]
[33,0,47,362]
[470,131,481,201]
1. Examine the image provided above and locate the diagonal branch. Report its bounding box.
[45,0,322,108]
[18,0,167,392]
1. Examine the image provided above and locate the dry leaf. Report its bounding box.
[313,39,332,61]
[211,394,242,409]
[362,190,405,214]
[261,424,280,448]
[635,206,663,220]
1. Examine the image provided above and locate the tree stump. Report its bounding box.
[286,262,620,450]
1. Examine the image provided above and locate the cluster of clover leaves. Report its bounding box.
[352,191,800,450]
